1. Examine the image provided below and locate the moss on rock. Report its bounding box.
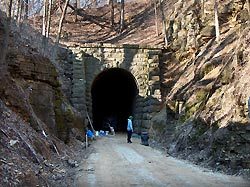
[54,88,85,143]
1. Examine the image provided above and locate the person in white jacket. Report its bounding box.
[127,116,133,143]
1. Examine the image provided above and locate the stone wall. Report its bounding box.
[66,43,164,132]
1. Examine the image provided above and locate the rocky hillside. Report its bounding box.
[150,0,250,178]
[0,13,87,186]
[0,0,250,185]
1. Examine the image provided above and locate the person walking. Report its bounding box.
[127,116,133,143]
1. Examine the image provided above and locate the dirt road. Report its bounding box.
[75,134,249,187]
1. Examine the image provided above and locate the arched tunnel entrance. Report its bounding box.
[91,68,138,132]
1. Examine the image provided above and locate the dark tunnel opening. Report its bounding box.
[91,68,138,132]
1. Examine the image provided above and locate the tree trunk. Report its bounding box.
[56,0,70,44]
[42,0,48,53]
[17,0,24,25]
[120,0,125,33]
[16,0,21,20]
[46,0,52,38]
[74,0,78,22]
[42,0,48,37]
[154,0,159,36]
[247,0,250,19]
[214,0,220,42]
[159,0,168,46]
[202,0,205,17]
[11,0,16,19]
[110,0,114,27]
[7,0,13,19]
[24,0,28,19]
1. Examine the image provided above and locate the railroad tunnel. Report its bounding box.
[91,68,138,132]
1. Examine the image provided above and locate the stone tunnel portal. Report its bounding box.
[91,68,138,132]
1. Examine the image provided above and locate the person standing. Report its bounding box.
[127,116,133,143]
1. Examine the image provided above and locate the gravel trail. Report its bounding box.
[75,134,250,187]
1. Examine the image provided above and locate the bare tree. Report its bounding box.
[120,0,125,32]
[110,0,114,27]
[201,0,205,17]
[24,0,28,19]
[17,0,24,25]
[42,0,48,37]
[56,0,70,44]
[159,0,168,46]
[7,0,13,18]
[74,0,78,22]
[11,0,16,19]
[247,0,250,19]
[214,0,220,42]
[154,0,159,36]
[46,0,52,38]
[16,0,21,20]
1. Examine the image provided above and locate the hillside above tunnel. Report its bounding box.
[31,0,177,46]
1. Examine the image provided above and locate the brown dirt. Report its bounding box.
[75,134,249,187]
[0,94,90,186]
[30,0,178,46]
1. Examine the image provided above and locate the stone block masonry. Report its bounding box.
[67,43,163,132]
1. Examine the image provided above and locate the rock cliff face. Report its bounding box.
[0,13,86,186]
[2,50,84,143]
[150,0,250,177]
